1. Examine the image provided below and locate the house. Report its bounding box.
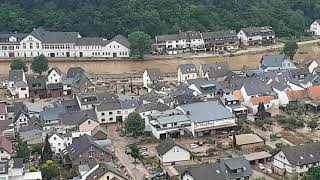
[178,157,252,180]
[63,74,95,95]
[136,102,171,124]
[95,99,123,124]
[310,19,320,36]
[202,30,239,53]
[260,55,296,71]
[239,77,273,102]
[40,106,66,131]
[47,67,63,84]
[155,139,190,165]
[220,94,248,119]
[176,101,237,137]
[67,67,86,78]
[120,99,140,120]
[48,132,71,154]
[12,102,30,129]
[61,134,113,166]
[91,126,108,140]
[47,83,63,97]
[27,76,47,99]
[0,158,42,179]
[237,26,275,46]
[154,31,205,54]
[0,27,130,58]
[75,92,100,110]
[7,70,29,99]
[0,104,7,121]
[148,82,171,95]
[187,78,224,98]
[148,113,192,139]
[143,68,164,88]
[177,64,198,83]
[199,63,230,81]
[78,162,128,180]
[0,136,12,161]
[246,95,279,114]
[230,133,264,151]
[77,112,99,132]
[59,110,98,132]
[273,142,320,179]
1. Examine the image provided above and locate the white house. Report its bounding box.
[143,68,164,88]
[95,99,123,124]
[48,132,72,154]
[155,140,190,165]
[177,64,198,83]
[47,67,63,84]
[273,142,320,179]
[244,95,279,114]
[0,27,130,58]
[310,20,320,36]
[7,70,29,99]
[260,55,296,71]
[237,26,275,46]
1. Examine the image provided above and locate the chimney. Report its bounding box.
[186,111,190,115]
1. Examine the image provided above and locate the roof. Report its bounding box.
[76,37,104,46]
[66,67,85,78]
[110,34,130,48]
[250,96,275,105]
[149,82,170,91]
[307,86,320,101]
[180,157,252,180]
[286,90,308,101]
[96,99,122,111]
[145,68,163,81]
[31,27,79,43]
[155,139,189,156]
[14,81,28,88]
[62,134,111,161]
[120,99,140,110]
[260,55,289,68]
[27,76,47,90]
[179,101,234,123]
[281,142,320,166]
[8,70,24,82]
[40,106,65,121]
[86,162,128,180]
[240,26,275,37]
[156,114,190,125]
[202,30,238,44]
[60,110,98,126]
[201,63,230,73]
[0,104,6,114]
[136,102,170,113]
[48,67,63,76]
[233,90,244,102]
[0,136,13,154]
[241,78,272,96]
[231,133,264,146]
[244,151,272,161]
[156,34,179,42]
[178,64,198,74]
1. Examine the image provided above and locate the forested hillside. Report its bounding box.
[0,0,319,38]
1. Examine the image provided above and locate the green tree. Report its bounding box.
[40,160,60,180]
[128,31,151,58]
[130,145,140,168]
[31,54,49,75]
[307,119,318,130]
[10,58,28,72]
[15,135,30,162]
[305,167,320,180]
[40,134,53,164]
[125,112,145,135]
[283,40,299,60]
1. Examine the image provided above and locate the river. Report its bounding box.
[0,45,320,75]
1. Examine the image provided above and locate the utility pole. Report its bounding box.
[130,77,133,93]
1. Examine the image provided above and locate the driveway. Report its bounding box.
[106,124,150,180]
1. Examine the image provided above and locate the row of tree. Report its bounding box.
[0,0,319,38]
[10,55,49,75]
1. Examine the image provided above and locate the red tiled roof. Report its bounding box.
[0,136,12,154]
[233,90,244,102]
[307,86,320,101]
[251,96,275,105]
[286,90,308,101]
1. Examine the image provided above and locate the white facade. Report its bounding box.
[310,20,320,36]
[143,70,151,88]
[177,68,198,83]
[95,108,123,124]
[47,69,62,84]
[49,133,72,154]
[157,145,190,164]
[0,149,11,161]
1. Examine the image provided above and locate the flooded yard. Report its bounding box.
[0,45,320,75]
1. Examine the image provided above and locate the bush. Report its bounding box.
[307,119,319,130]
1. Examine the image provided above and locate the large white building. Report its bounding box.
[0,27,130,58]
[310,19,320,36]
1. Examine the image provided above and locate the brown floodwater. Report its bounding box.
[0,46,320,75]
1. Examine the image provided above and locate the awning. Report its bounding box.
[194,123,237,132]
[244,151,272,161]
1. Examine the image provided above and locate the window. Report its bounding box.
[58,143,61,145]
[109,112,112,115]
[1,46,7,50]
[54,137,56,140]
[89,151,94,157]
[89,145,94,151]
[102,118,105,122]
[30,43,33,49]
[0,150,3,154]
[109,118,113,121]
[117,111,121,114]
[88,120,91,124]
[36,43,39,48]
[101,113,105,116]
[23,43,26,49]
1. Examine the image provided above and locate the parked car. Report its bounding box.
[189,143,199,148]
[140,151,149,156]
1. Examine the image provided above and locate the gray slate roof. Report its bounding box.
[146,68,163,81]
[96,99,122,111]
[47,83,63,90]
[155,139,188,156]
[48,67,63,76]
[31,27,79,44]
[66,67,85,78]
[241,26,275,37]
[282,142,320,166]
[120,99,140,110]
[76,37,105,46]
[27,76,47,90]
[260,55,289,68]
[136,102,170,113]
[178,64,198,74]
[8,70,24,82]
[179,101,234,123]
[40,106,66,121]
[60,110,97,125]
[110,34,130,48]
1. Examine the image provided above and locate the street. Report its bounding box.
[107,124,150,180]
